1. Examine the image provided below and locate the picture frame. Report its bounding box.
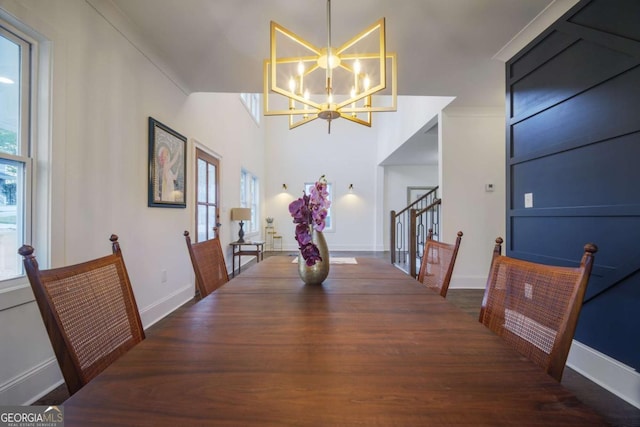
[148,117,187,208]
[407,186,435,205]
[304,181,333,231]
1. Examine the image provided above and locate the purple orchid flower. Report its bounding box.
[288,175,330,266]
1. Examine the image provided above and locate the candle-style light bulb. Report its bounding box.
[350,87,357,117]
[297,61,305,95]
[288,77,296,110]
[353,59,361,94]
[363,75,371,91]
[303,89,310,119]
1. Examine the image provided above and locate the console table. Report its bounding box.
[229,241,264,277]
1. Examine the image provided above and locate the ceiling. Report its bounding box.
[98,0,576,166]
[106,0,568,108]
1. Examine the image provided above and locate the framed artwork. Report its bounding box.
[148,117,187,208]
[407,186,435,205]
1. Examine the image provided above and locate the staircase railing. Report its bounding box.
[390,187,441,277]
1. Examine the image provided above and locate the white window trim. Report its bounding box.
[0,10,54,310]
[0,23,31,293]
[240,168,260,236]
[240,93,261,126]
[304,181,334,233]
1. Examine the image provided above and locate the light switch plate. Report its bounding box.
[524,193,533,208]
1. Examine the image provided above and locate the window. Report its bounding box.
[240,93,261,125]
[305,182,333,231]
[240,169,259,234]
[195,149,220,242]
[0,24,31,285]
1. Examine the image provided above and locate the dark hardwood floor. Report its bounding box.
[33,251,640,426]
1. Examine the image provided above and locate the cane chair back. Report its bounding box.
[18,235,145,395]
[417,230,463,297]
[479,238,597,381]
[184,231,229,298]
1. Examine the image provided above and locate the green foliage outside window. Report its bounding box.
[0,128,17,155]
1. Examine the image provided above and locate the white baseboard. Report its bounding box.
[449,275,487,289]
[140,284,194,329]
[1,285,194,405]
[567,340,640,409]
[0,357,63,406]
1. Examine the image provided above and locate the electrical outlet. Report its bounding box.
[161,270,167,283]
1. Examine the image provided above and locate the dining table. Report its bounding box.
[62,255,607,426]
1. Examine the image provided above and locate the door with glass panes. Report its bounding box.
[195,148,220,242]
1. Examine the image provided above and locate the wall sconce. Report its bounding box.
[282,184,288,191]
[348,184,354,192]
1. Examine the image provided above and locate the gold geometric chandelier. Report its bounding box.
[263,0,397,133]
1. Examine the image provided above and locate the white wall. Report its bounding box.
[440,107,506,289]
[0,0,504,406]
[263,96,453,253]
[264,116,379,251]
[0,0,265,405]
[180,92,266,251]
[383,164,439,249]
[376,96,454,164]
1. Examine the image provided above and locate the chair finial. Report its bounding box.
[18,245,34,257]
[184,230,190,237]
[457,231,463,237]
[110,234,121,255]
[584,243,598,254]
[493,237,504,256]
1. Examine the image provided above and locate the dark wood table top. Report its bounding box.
[62,256,607,426]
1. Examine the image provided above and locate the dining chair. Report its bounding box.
[184,231,229,298]
[417,229,463,297]
[479,237,597,381]
[18,235,145,395]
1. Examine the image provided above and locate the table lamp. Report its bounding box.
[231,208,252,243]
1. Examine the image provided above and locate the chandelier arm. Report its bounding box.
[335,19,385,55]
[271,87,322,109]
[264,5,397,131]
[339,105,397,113]
[378,20,386,98]
[341,113,372,127]
[272,22,323,56]
[289,115,318,130]
[274,56,319,66]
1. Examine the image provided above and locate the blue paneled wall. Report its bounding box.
[506,0,640,370]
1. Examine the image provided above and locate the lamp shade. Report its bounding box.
[231,208,251,221]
